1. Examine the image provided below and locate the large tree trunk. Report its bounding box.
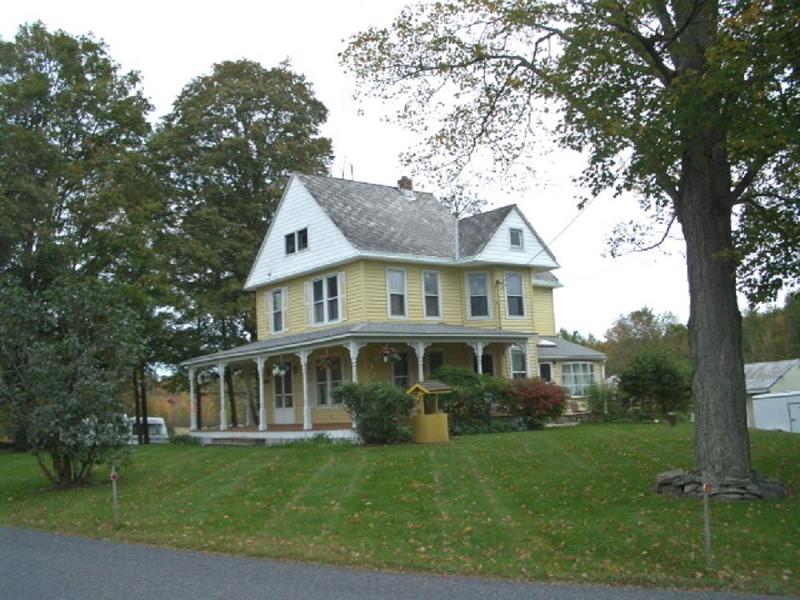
[677,146,751,481]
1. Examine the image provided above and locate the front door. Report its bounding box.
[273,364,295,425]
[789,403,800,433]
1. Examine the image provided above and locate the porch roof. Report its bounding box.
[181,322,533,368]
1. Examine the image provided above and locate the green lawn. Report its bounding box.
[1,423,798,594]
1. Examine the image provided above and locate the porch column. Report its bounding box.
[347,341,366,383]
[255,356,267,432]
[218,362,227,431]
[524,342,533,378]
[295,350,312,431]
[408,341,431,382]
[468,342,486,374]
[189,367,197,431]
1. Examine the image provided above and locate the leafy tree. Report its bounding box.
[0,22,153,292]
[558,328,602,349]
[152,60,333,425]
[602,307,689,375]
[0,278,142,487]
[342,1,799,484]
[0,23,164,447]
[619,349,692,416]
[741,293,800,362]
[439,182,487,217]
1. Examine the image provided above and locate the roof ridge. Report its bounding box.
[295,172,435,196]
[458,203,515,222]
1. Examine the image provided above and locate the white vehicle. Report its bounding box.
[128,416,170,444]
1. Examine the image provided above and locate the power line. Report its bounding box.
[526,196,596,265]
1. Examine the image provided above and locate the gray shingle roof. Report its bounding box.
[536,336,606,361]
[182,322,533,367]
[458,205,515,257]
[745,359,800,394]
[533,271,562,287]
[296,174,456,258]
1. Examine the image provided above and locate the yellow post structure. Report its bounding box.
[407,381,450,444]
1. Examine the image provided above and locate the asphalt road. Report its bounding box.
[0,526,788,600]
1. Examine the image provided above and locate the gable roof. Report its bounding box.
[745,359,800,395]
[295,174,455,258]
[458,205,514,257]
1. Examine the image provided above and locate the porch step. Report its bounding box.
[204,437,263,447]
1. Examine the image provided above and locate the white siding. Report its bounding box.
[474,207,558,269]
[245,176,358,289]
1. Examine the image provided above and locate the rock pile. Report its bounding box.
[655,469,788,500]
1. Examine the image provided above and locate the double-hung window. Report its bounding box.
[467,272,490,318]
[505,272,525,317]
[271,288,286,333]
[510,348,527,379]
[561,363,594,396]
[387,268,407,318]
[312,274,340,324]
[422,271,441,319]
[316,357,343,406]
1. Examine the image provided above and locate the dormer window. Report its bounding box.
[509,228,524,249]
[285,228,308,255]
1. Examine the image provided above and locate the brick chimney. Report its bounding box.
[397,176,413,191]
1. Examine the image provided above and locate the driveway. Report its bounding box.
[0,527,787,599]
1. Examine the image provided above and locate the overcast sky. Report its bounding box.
[3,0,710,338]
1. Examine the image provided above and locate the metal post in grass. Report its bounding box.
[110,463,120,530]
[702,477,713,570]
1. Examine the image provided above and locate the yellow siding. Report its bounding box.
[256,260,559,338]
[255,261,365,340]
[531,286,556,336]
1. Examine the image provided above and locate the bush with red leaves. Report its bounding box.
[503,378,567,429]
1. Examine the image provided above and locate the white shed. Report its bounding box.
[748,391,800,433]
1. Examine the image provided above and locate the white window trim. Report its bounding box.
[509,347,528,379]
[465,272,492,320]
[561,362,595,397]
[269,287,288,334]
[386,267,408,319]
[504,271,526,319]
[421,270,443,320]
[284,227,310,256]
[509,227,524,250]
[310,272,342,326]
[314,356,345,408]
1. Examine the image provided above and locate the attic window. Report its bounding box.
[509,228,524,249]
[285,228,309,255]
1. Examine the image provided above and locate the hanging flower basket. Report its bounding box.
[378,345,400,363]
[317,353,337,369]
[271,362,289,377]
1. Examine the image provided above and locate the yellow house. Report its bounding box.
[183,174,605,442]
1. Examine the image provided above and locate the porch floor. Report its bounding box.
[190,423,358,446]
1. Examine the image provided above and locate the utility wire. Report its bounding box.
[526,196,597,266]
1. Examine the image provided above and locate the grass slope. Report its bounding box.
[1,423,797,594]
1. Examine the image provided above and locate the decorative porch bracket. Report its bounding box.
[295,349,312,431]
[188,367,197,431]
[347,341,366,384]
[255,355,267,432]
[407,341,432,382]
[467,341,486,374]
[218,362,227,431]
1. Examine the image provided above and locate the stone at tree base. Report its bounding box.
[654,469,789,500]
